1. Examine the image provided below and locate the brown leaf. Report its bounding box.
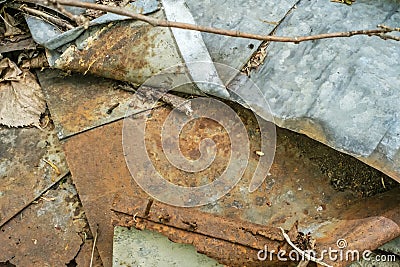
[21,53,49,69]
[0,58,46,127]
[3,12,24,37]
[0,57,22,81]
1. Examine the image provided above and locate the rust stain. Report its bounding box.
[64,103,400,267]
[144,107,232,187]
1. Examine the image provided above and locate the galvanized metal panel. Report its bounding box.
[243,0,400,182]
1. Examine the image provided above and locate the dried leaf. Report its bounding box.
[3,12,24,37]
[21,53,49,69]
[0,57,22,81]
[0,37,37,54]
[0,58,46,127]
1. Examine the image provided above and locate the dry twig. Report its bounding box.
[19,5,74,30]
[24,0,400,43]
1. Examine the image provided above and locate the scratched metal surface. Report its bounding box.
[64,105,399,267]
[0,124,69,227]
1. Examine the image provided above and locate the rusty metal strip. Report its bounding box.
[315,187,400,267]
[113,211,297,267]
[111,194,298,251]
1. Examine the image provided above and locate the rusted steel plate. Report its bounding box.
[37,69,154,139]
[64,104,400,267]
[0,176,85,266]
[64,118,148,267]
[0,124,68,227]
[111,195,296,249]
[53,11,183,87]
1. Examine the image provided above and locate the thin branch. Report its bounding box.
[53,0,90,28]
[19,5,74,30]
[25,0,399,43]
[378,34,400,42]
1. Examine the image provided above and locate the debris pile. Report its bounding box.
[1,0,399,266]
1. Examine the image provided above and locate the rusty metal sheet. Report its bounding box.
[36,69,154,139]
[0,176,86,266]
[64,104,399,267]
[63,119,147,267]
[0,124,69,227]
[53,10,183,88]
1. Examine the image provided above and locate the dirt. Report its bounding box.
[284,128,400,197]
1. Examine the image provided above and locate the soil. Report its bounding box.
[279,127,400,197]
